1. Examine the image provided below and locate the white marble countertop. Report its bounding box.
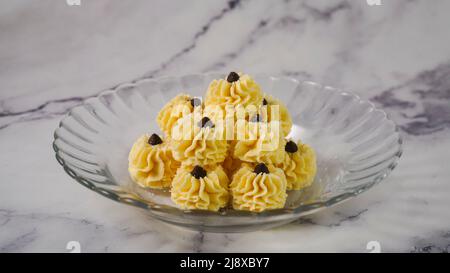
[1,0,449,252]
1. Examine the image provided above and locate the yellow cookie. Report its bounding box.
[278,140,317,190]
[128,134,179,189]
[230,163,287,212]
[157,94,202,137]
[171,165,229,211]
[205,72,263,112]
[170,114,228,166]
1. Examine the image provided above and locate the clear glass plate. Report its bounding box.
[53,73,402,232]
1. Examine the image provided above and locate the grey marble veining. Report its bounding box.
[1,0,450,252]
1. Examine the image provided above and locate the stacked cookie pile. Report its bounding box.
[128,72,316,212]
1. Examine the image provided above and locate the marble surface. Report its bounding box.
[1,0,450,253]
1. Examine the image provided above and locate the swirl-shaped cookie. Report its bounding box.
[157,94,202,137]
[171,165,230,211]
[230,163,287,212]
[170,114,228,166]
[278,140,317,190]
[205,72,263,110]
[128,134,179,189]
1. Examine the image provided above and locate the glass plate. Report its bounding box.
[53,73,402,232]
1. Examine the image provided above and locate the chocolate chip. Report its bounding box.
[262,98,268,106]
[285,141,298,153]
[191,166,207,179]
[254,163,270,175]
[198,117,215,128]
[250,114,262,123]
[226,72,240,83]
[148,133,163,146]
[190,97,202,107]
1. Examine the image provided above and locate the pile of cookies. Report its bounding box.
[128,72,316,212]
